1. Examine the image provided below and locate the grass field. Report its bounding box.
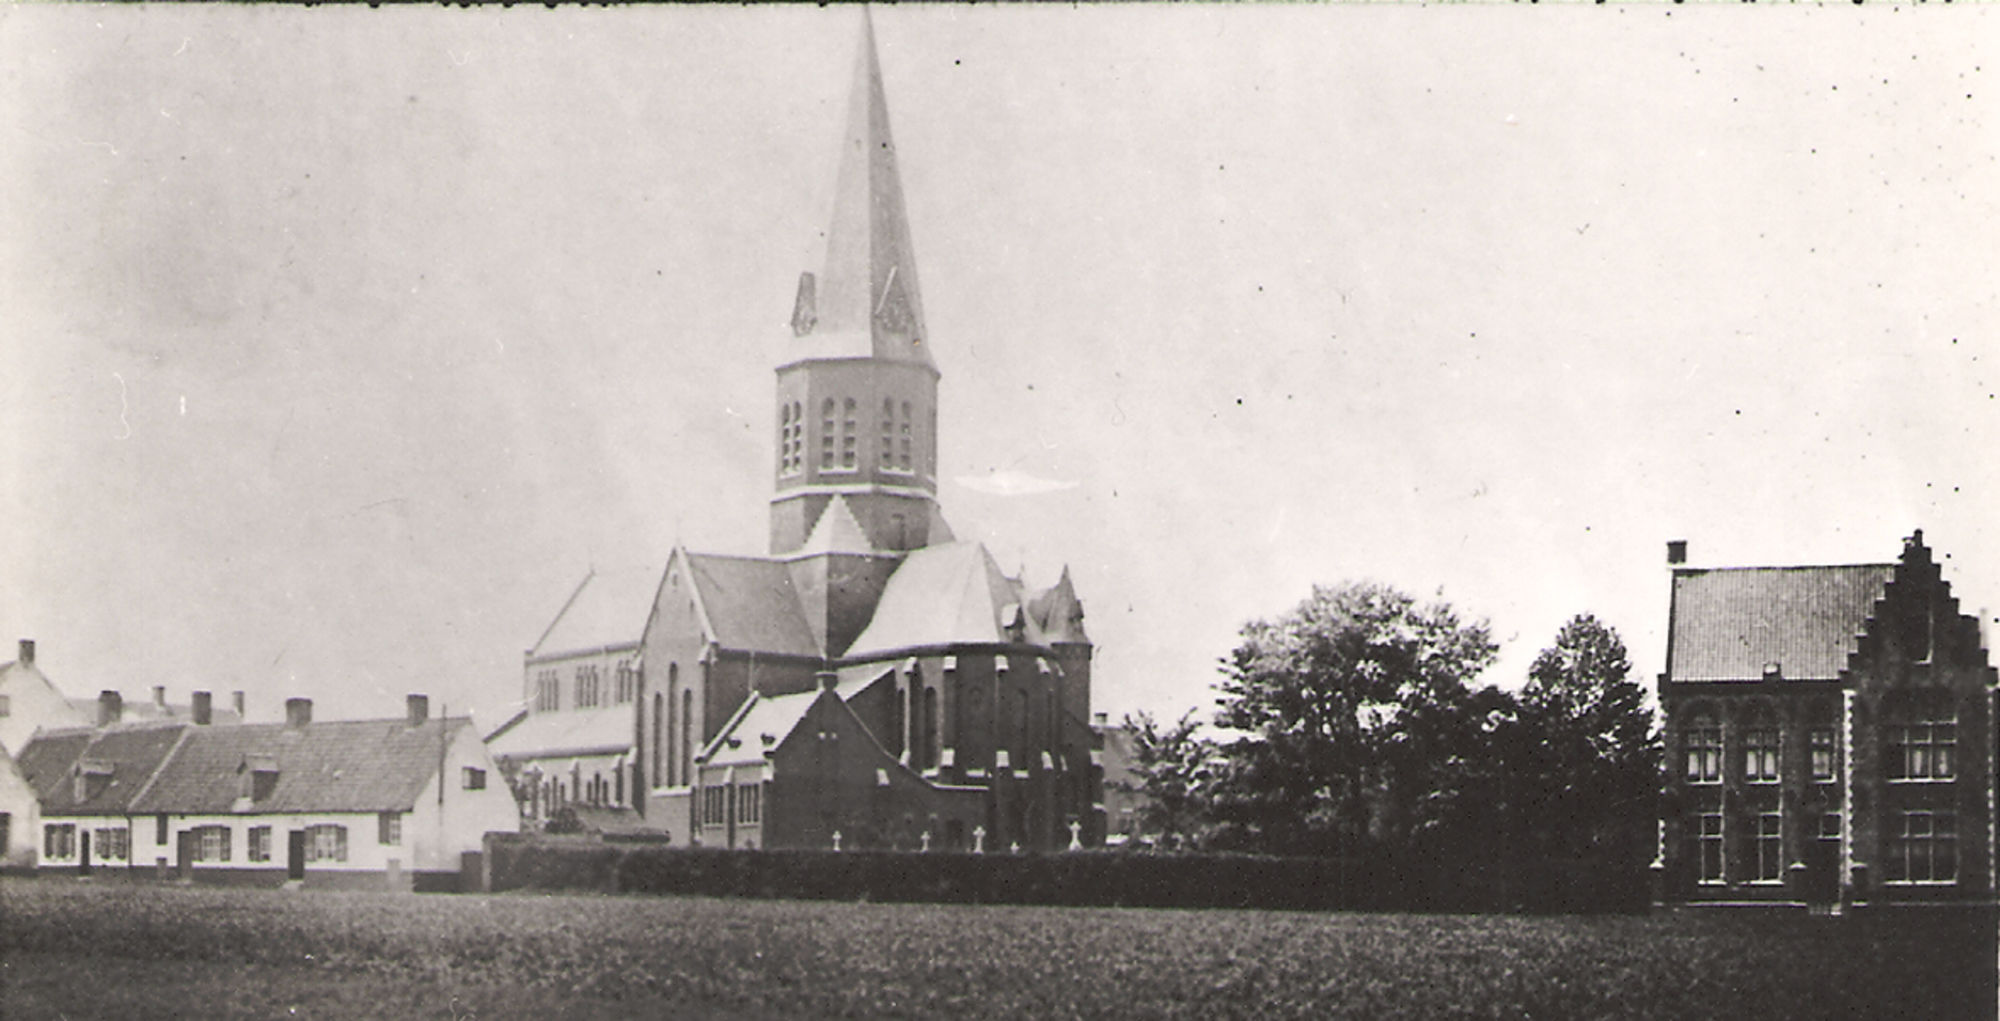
[1,880,1992,1020]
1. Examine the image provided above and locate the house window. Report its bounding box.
[1752,813,1783,883]
[463,767,487,791]
[1887,715,1956,781]
[304,824,348,863]
[156,814,168,845]
[1696,813,1723,885]
[737,783,761,826]
[1743,729,1780,784]
[249,826,272,863]
[1885,811,1956,884]
[1810,728,1837,781]
[1684,723,1721,784]
[192,825,232,863]
[95,827,129,862]
[44,823,75,860]
[378,812,402,846]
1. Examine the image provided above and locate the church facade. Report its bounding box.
[492,18,1102,853]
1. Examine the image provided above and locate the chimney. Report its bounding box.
[192,691,213,725]
[17,639,33,667]
[97,690,122,727]
[285,697,312,729]
[1666,540,1688,566]
[1093,712,1108,727]
[153,685,168,709]
[407,694,429,727]
[233,690,246,720]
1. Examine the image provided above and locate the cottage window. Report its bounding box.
[1743,729,1780,784]
[464,767,487,791]
[156,814,168,845]
[1684,723,1721,784]
[737,783,762,826]
[1695,813,1723,885]
[43,823,76,860]
[192,825,232,863]
[95,827,129,862]
[1810,728,1838,781]
[249,826,272,863]
[378,812,403,846]
[1887,716,1956,782]
[1884,811,1956,884]
[1752,813,1783,883]
[304,824,348,863]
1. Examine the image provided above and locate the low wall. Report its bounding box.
[482,834,1647,914]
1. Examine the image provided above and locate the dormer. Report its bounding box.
[73,758,113,802]
[235,753,279,810]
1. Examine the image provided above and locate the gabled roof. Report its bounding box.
[127,717,473,815]
[18,721,189,816]
[487,708,633,762]
[845,542,1043,657]
[1029,566,1089,644]
[532,565,660,658]
[684,552,822,658]
[701,669,893,770]
[1667,564,1895,682]
[796,495,881,557]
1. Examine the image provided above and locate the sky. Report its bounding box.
[3,4,1997,732]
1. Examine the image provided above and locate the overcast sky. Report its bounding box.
[4,5,1996,730]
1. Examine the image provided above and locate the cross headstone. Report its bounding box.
[972,825,986,854]
[1010,841,1020,855]
[1067,820,1083,851]
[920,830,932,853]
[831,830,842,853]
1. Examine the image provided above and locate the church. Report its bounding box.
[487,17,1101,853]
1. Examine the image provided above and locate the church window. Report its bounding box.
[880,399,896,470]
[920,686,938,771]
[534,670,560,712]
[840,398,858,469]
[667,664,680,786]
[682,687,695,787]
[652,693,664,787]
[899,401,913,471]
[737,783,761,826]
[575,666,601,709]
[780,401,804,477]
[820,399,836,469]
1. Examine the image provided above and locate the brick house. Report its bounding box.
[1657,532,1998,906]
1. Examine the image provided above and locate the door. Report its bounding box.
[287,830,306,880]
[177,831,195,881]
[78,829,91,876]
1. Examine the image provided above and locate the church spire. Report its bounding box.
[789,10,933,369]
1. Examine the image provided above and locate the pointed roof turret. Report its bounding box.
[788,11,934,371]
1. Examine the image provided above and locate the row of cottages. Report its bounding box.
[1657,532,1999,907]
[485,16,1105,853]
[15,693,517,887]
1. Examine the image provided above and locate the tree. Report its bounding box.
[1516,614,1658,860]
[1117,709,1215,849]
[1211,581,1499,856]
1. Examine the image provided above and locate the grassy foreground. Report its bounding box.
[1,879,1992,1020]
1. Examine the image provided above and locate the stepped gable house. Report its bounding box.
[490,18,1100,853]
[1657,532,1998,906]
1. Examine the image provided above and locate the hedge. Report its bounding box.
[482,835,1647,914]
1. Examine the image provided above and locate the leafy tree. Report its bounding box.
[1516,614,1658,860]
[1117,709,1215,849]
[1211,581,1499,856]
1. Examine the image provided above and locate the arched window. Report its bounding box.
[682,687,695,785]
[840,398,858,469]
[920,686,939,770]
[880,398,896,469]
[899,401,914,471]
[820,399,836,469]
[889,682,907,759]
[652,693,664,787]
[666,663,680,786]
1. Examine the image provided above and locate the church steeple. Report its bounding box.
[772,11,945,561]
[788,11,932,368]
